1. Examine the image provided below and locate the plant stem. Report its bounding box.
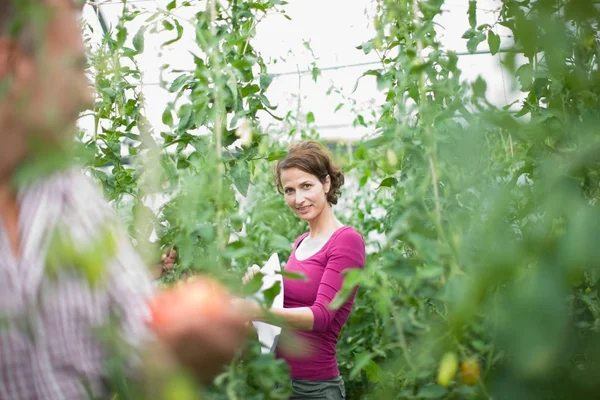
[209,0,225,254]
[412,0,450,261]
[390,297,414,369]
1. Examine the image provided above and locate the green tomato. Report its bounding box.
[163,375,196,400]
[437,352,458,387]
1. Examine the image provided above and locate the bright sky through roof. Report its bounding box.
[80,0,522,144]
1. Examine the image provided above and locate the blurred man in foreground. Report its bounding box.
[0,0,247,398]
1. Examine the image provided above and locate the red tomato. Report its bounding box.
[145,276,248,384]
[147,277,231,334]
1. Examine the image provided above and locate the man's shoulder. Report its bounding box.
[50,168,104,192]
[48,168,114,214]
[25,167,105,198]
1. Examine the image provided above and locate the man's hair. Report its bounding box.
[0,1,15,35]
[0,0,36,54]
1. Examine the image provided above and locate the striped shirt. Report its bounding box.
[0,169,155,399]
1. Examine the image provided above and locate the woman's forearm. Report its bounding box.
[254,306,315,331]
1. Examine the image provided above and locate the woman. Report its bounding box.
[241,140,366,399]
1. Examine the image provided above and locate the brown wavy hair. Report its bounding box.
[275,140,345,205]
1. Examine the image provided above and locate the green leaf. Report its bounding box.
[377,177,397,188]
[162,19,183,46]
[259,94,275,110]
[334,103,344,113]
[279,270,308,281]
[245,273,264,296]
[177,104,194,133]
[364,359,383,383]
[263,281,281,308]
[166,0,177,10]
[359,168,371,187]
[145,11,161,23]
[408,59,430,74]
[226,74,238,106]
[516,63,534,91]
[266,151,287,161]
[306,112,315,124]
[123,132,140,141]
[466,31,486,54]
[362,70,380,77]
[132,26,146,54]
[100,87,117,101]
[352,69,380,93]
[350,352,373,379]
[488,30,500,55]
[162,108,174,127]
[162,20,174,31]
[468,0,477,29]
[116,26,127,47]
[357,40,374,54]
[241,84,260,97]
[311,66,320,82]
[461,28,476,39]
[329,269,363,310]
[260,74,274,90]
[376,73,392,90]
[269,234,292,252]
[417,385,448,399]
[355,114,367,127]
[169,74,189,93]
[231,162,251,197]
[472,339,489,352]
[472,76,487,98]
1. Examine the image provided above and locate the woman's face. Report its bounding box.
[280,167,330,222]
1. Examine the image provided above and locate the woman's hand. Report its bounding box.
[151,248,177,280]
[242,264,261,285]
[161,248,177,272]
[231,297,262,321]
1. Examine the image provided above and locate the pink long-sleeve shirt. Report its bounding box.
[275,226,365,380]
